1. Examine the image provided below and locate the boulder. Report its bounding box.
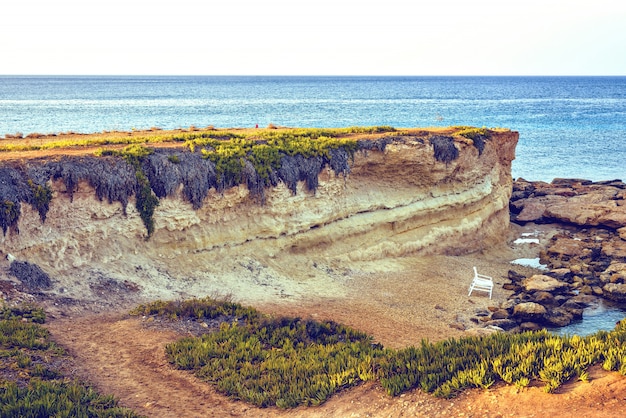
[602,240,626,259]
[602,283,626,302]
[514,200,549,222]
[508,270,526,283]
[490,309,510,320]
[560,299,586,319]
[543,308,574,327]
[550,268,571,279]
[465,327,501,337]
[600,263,626,284]
[546,237,594,260]
[522,274,569,293]
[532,291,558,307]
[503,283,522,291]
[519,322,542,331]
[513,302,547,321]
[569,294,599,307]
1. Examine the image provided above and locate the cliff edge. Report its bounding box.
[0,127,518,306]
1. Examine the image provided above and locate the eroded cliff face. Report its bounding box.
[0,130,518,305]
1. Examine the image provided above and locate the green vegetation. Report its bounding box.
[27,180,53,223]
[130,297,261,323]
[96,145,159,238]
[135,298,379,409]
[1,125,489,237]
[0,126,396,154]
[0,200,20,235]
[198,132,360,189]
[0,304,45,323]
[0,304,141,417]
[137,297,626,409]
[454,126,491,155]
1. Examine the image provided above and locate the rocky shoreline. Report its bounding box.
[477,178,626,333]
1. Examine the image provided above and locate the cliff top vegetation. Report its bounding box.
[0,125,502,237]
[0,125,504,159]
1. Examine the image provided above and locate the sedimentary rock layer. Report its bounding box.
[0,129,518,276]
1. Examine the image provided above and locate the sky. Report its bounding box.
[2,0,625,76]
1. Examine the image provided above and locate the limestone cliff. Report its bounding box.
[0,128,518,305]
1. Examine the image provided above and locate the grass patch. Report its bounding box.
[134,298,381,408]
[0,304,142,417]
[0,126,395,154]
[138,297,626,408]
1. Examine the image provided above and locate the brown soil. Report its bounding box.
[40,222,626,418]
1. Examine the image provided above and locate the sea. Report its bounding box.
[1,75,624,182]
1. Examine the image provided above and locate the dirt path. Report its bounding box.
[40,221,626,417]
[47,308,626,418]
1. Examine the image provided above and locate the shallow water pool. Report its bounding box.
[548,299,626,336]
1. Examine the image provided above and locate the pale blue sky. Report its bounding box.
[2,0,625,75]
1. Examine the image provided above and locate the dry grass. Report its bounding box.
[0,126,496,163]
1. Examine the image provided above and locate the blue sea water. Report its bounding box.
[0,75,624,182]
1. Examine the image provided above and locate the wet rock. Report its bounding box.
[544,308,574,327]
[513,302,547,321]
[569,294,598,305]
[519,322,542,331]
[559,299,585,319]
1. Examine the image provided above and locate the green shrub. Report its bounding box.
[0,304,142,417]
[455,127,491,155]
[0,304,46,323]
[153,297,626,407]
[0,200,20,236]
[27,180,53,222]
[96,145,159,237]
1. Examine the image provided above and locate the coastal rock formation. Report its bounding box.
[485,178,626,331]
[511,178,626,228]
[0,128,518,303]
